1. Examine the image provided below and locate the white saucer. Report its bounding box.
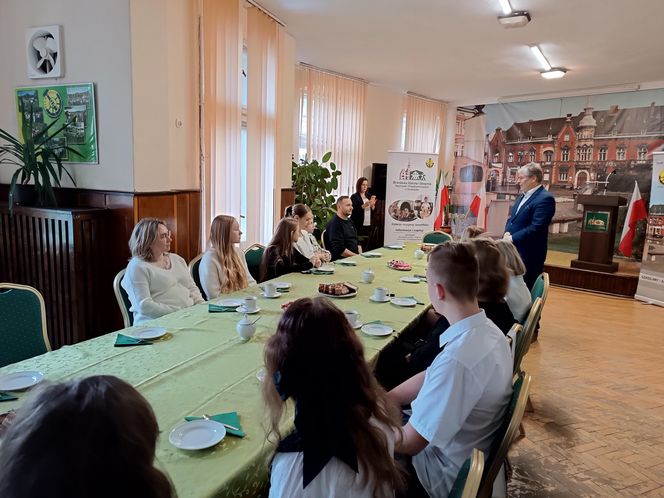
[236,306,261,314]
[400,276,421,284]
[385,244,404,249]
[128,326,167,340]
[370,295,391,303]
[361,323,394,336]
[273,282,291,289]
[261,291,282,299]
[169,419,226,450]
[391,297,418,307]
[0,371,44,391]
[217,298,243,307]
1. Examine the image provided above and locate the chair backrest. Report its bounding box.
[530,272,549,306]
[113,269,134,328]
[0,283,51,367]
[244,244,265,282]
[422,230,453,245]
[477,372,532,498]
[320,229,327,249]
[513,298,541,375]
[506,323,522,359]
[188,253,207,301]
[449,448,485,498]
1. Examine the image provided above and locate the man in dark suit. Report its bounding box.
[504,163,556,289]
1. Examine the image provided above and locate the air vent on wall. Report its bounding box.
[25,25,63,79]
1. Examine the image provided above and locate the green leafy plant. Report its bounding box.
[0,107,78,212]
[291,151,342,229]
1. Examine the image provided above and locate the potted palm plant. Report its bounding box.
[0,106,77,212]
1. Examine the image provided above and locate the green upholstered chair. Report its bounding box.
[0,283,51,367]
[477,372,532,498]
[422,230,453,245]
[244,244,265,282]
[514,298,542,375]
[449,448,485,498]
[188,253,207,301]
[113,269,134,328]
[530,272,549,306]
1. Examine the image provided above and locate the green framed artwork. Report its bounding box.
[583,210,610,233]
[15,82,98,164]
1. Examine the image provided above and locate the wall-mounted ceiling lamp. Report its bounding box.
[529,45,567,79]
[497,0,531,28]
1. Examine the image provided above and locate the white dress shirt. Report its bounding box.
[121,254,204,325]
[198,247,256,299]
[294,230,331,260]
[505,274,531,323]
[514,184,542,215]
[361,193,371,226]
[409,310,513,497]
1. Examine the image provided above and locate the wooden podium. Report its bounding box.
[571,195,626,273]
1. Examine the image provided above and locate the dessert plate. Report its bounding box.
[169,419,226,450]
[0,371,44,391]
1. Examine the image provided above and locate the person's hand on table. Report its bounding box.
[310,255,322,268]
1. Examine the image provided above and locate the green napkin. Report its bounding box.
[185,412,245,438]
[0,392,18,402]
[114,334,153,347]
[402,296,426,305]
[208,303,238,313]
[384,245,404,250]
[361,253,381,258]
[336,260,357,266]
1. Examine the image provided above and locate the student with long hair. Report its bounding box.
[289,204,331,263]
[199,214,256,299]
[260,218,321,282]
[263,297,404,497]
[0,375,174,498]
[495,239,531,322]
[122,218,204,324]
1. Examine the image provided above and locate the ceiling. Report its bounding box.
[260,0,664,104]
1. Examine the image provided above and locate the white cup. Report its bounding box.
[372,287,388,301]
[414,249,425,260]
[344,310,360,327]
[263,282,277,297]
[242,296,257,312]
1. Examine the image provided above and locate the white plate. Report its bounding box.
[400,276,421,284]
[0,371,44,391]
[273,282,291,289]
[391,297,418,307]
[313,266,335,274]
[236,306,261,314]
[369,295,391,303]
[361,323,394,337]
[336,260,357,266]
[128,327,167,340]
[363,252,382,257]
[261,291,282,299]
[217,298,243,307]
[169,419,226,450]
[319,290,357,299]
[385,244,404,249]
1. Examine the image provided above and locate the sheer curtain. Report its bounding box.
[298,66,367,196]
[404,93,447,154]
[200,0,242,245]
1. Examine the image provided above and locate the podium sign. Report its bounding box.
[571,195,626,273]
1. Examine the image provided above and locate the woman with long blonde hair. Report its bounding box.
[263,297,404,497]
[199,215,256,299]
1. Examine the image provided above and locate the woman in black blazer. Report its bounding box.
[350,177,376,239]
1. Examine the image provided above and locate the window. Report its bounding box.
[562,147,569,161]
[508,151,514,162]
[580,146,592,161]
[599,146,607,161]
[575,146,581,161]
[240,47,248,240]
[638,145,648,160]
[493,152,499,163]
[617,145,626,160]
[559,168,568,181]
[529,149,536,162]
[517,151,524,163]
[544,150,553,162]
[564,133,570,141]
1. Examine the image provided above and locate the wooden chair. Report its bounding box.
[188,253,207,301]
[530,272,549,306]
[449,448,485,498]
[244,244,265,282]
[514,298,542,375]
[320,229,327,249]
[422,230,453,244]
[113,269,134,328]
[0,283,51,367]
[506,323,522,359]
[477,372,532,498]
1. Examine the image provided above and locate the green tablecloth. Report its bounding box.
[0,243,430,498]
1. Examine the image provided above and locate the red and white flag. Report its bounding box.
[619,180,647,257]
[468,183,487,229]
[433,185,449,231]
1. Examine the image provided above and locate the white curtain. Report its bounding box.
[404,93,447,155]
[297,66,367,196]
[200,0,242,245]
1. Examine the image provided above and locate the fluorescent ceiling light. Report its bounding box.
[541,68,567,79]
[498,0,512,15]
[530,45,552,71]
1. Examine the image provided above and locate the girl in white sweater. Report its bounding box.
[289,204,331,262]
[199,215,256,299]
[121,219,204,325]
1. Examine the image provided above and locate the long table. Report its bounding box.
[0,243,430,497]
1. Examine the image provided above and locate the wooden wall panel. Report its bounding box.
[544,263,638,297]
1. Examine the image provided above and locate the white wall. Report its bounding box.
[362,84,404,181]
[0,0,135,191]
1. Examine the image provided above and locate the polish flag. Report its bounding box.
[468,183,487,229]
[619,180,647,257]
[433,185,449,230]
